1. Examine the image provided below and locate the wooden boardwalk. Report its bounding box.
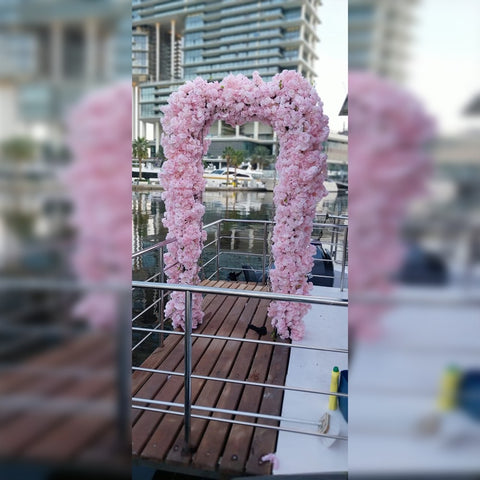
[132,280,291,478]
[0,332,127,473]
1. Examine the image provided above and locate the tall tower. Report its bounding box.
[349,0,418,84]
[132,0,322,158]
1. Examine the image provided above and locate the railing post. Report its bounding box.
[261,222,268,285]
[340,226,348,292]
[215,222,221,281]
[183,290,193,453]
[159,245,165,347]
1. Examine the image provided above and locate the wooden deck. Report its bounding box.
[0,332,128,473]
[132,280,291,478]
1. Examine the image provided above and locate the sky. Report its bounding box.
[315,0,348,134]
[407,0,480,134]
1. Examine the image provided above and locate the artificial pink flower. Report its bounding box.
[161,71,328,338]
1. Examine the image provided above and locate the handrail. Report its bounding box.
[131,238,175,259]
[131,281,348,307]
[131,217,349,452]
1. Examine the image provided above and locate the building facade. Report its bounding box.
[0,0,130,143]
[132,0,322,158]
[349,0,418,84]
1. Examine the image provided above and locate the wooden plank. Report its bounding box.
[131,280,227,396]
[24,389,115,461]
[134,283,242,458]
[131,281,230,428]
[0,337,115,459]
[161,285,251,466]
[218,296,273,475]
[164,288,254,468]
[0,374,113,458]
[0,336,114,426]
[191,285,265,472]
[244,342,291,475]
[137,283,245,461]
[0,333,106,394]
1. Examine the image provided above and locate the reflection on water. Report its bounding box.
[132,189,347,253]
[132,189,347,363]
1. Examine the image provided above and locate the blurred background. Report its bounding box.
[349,0,480,477]
[0,1,131,479]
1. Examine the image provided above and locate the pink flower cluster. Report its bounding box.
[349,72,434,340]
[65,82,132,329]
[161,71,329,338]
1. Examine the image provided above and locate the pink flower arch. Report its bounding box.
[160,71,329,340]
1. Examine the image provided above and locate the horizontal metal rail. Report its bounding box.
[131,281,348,307]
[132,323,166,351]
[130,329,347,354]
[133,370,347,397]
[131,297,161,323]
[201,255,220,269]
[132,398,337,429]
[203,218,348,229]
[203,238,218,249]
[131,404,347,440]
[132,238,175,259]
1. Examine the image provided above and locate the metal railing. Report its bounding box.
[131,281,348,451]
[200,216,348,290]
[131,217,349,453]
[131,216,348,341]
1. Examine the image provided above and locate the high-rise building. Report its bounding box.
[132,0,322,158]
[0,0,130,142]
[349,0,418,84]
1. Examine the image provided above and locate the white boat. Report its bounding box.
[203,167,266,190]
[132,161,161,182]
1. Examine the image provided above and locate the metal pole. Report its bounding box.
[117,290,131,454]
[183,290,193,452]
[215,222,221,281]
[159,246,165,347]
[261,222,268,285]
[340,226,348,292]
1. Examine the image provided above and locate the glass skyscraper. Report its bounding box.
[132,0,322,157]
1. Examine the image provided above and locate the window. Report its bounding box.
[186,14,203,29]
[184,49,203,64]
[284,8,300,20]
[141,87,155,101]
[140,103,155,117]
[185,31,203,46]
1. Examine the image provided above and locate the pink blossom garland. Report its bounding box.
[349,71,434,340]
[261,453,280,471]
[65,82,132,329]
[160,71,329,338]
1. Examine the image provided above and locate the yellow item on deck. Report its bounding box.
[438,364,461,411]
[328,366,340,410]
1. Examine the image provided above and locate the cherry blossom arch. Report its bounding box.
[160,70,329,340]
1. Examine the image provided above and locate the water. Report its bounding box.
[132,189,347,363]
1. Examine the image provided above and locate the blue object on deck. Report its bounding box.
[338,370,348,423]
[242,265,266,283]
[310,241,334,287]
[458,370,480,422]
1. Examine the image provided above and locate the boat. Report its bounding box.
[132,161,161,182]
[203,167,266,190]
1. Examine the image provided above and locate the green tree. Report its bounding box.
[1,136,37,239]
[1,136,36,164]
[221,146,236,187]
[250,145,271,171]
[231,149,245,186]
[132,137,150,180]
